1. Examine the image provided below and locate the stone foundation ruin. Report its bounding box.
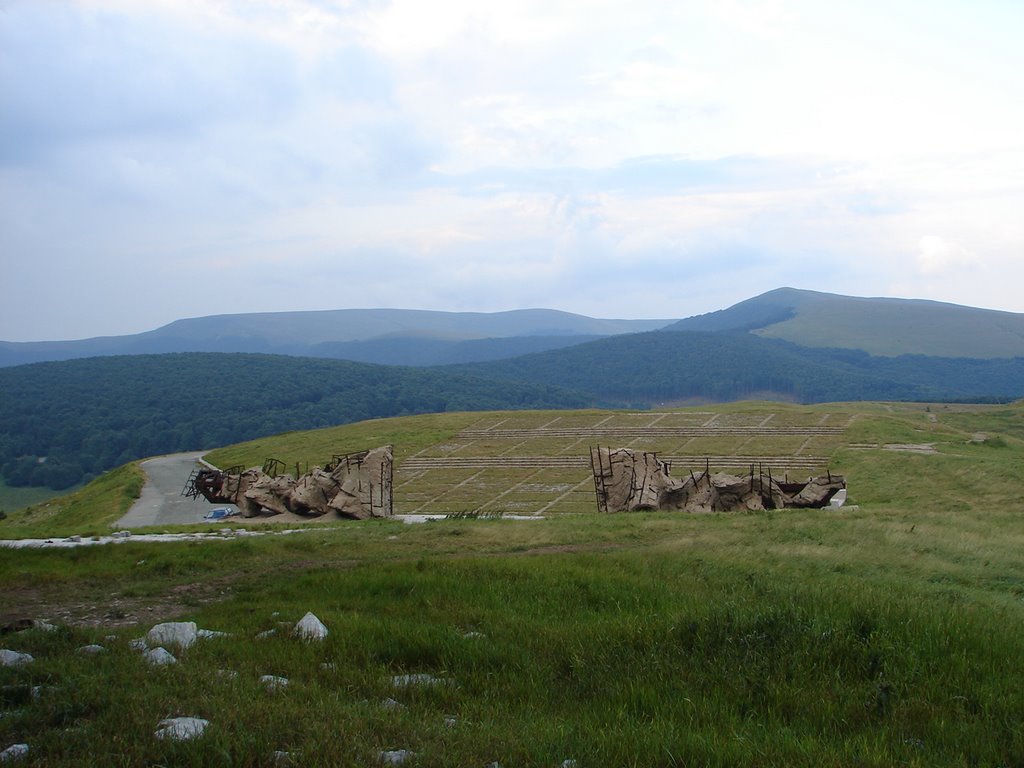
[184,446,393,519]
[589,446,845,513]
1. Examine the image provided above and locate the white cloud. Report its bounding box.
[915,235,977,275]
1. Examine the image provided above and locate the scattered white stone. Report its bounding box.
[462,631,486,639]
[260,675,289,691]
[294,611,328,641]
[256,629,277,639]
[380,698,405,711]
[144,647,177,666]
[0,650,33,668]
[147,621,197,650]
[379,749,414,765]
[271,611,281,618]
[104,634,117,642]
[129,638,148,652]
[215,669,238,680]
[561,760,578,768]
[444,717,458,728]
[320,662,337,672]
[484,762,501,768]
[32,619,58,633]
[198,629,229,640]
[112,530,131,539]
[77,644,106,656]
[391,673,446,688]
[154,717,208,741]
[67,535,82,543]
[0,744,29,762]
[271,750,294,765]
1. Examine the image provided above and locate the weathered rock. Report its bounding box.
[0,744,29,763]
[260,675,289,691]
[590,447,845,513]
[188,446,393,519]
[0,650,33,668]
[77,644,106,656]
[379,749,414,765]
[154,717,208,741]
[786,474,847,508]
[198,629,229,640]
[128,638,148,652]
[391,674,446,688]
[147,621,198,650]
[294,612,328,641]
[144,647,177,666]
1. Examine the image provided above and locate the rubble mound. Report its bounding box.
[186,446,393,519]
[589,447,845,513]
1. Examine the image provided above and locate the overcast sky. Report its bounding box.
[2,0,1023,341]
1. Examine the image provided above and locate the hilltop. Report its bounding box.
[668,287,1024,358]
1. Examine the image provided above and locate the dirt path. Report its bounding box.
[116,452,238,528]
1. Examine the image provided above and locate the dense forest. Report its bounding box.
[453,330,1024,405]
[0,353,592,490]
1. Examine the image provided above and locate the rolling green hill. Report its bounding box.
[669,288,1024,358]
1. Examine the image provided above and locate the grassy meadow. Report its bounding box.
[1,401,1022,766]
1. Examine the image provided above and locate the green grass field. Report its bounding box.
[1,401,1023,765]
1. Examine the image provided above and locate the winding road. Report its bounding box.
[116,452,238,528]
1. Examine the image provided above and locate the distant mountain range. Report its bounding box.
[4,288,1024,368]
[0,309,670,368]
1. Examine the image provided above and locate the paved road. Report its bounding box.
[116,452,238,528]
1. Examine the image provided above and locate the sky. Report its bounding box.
[2,0,1023,341]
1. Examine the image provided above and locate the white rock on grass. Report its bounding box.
[216,669,239,680]
[0,650,33,668]
[32,620,58,633]
[379,749,414,765]
[0,744,29,762]
[256,629,277,640]
[77,644,106,656]
[380,698,405,711]
[128,638,148,652]
[146,622,197,650]
[561,760,578,768]
[144,647,177,666]
[154,717,208,741]
[260,675,289,692]
[198,629,229,640]
[294,612,328,641]
[391,673,446,688]
[271,750,294,765]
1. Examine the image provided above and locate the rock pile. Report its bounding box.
[188,446,393,519]
[590,447,846,513]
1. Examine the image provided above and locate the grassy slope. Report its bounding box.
[0,480,71,515]
[671,288,1024,358]
[755,292,1024,358]
[0,464,145,538]
[1,402,1022,766]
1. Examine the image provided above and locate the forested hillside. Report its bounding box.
[0,353,592,490]
[454,331,1024,404]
